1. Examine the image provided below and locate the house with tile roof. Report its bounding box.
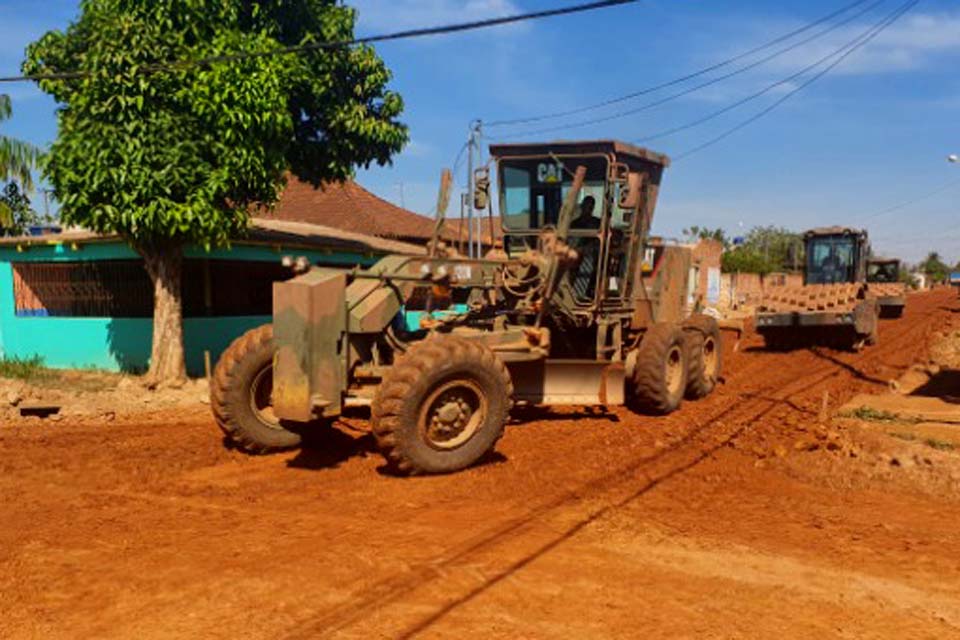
[0,187,424,376]
[258,176,437,245]
[261,176,499,250]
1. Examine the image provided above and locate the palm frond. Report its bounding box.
[0,135,40,191]
[0,94,41,191]
[0,201,12,229]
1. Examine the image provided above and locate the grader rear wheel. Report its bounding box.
[629,323,688,415]
[371,336,513,475]
[683,315,722,399]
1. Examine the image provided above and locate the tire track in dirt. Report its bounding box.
[283,374,831,639]
[282,293,952,639]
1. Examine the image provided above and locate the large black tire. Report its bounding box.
[761,328,790,351]
[371,336,513,475]
[879,305,904,319]
[211,324,303,454]
[683,315,722,399]
[629,323,688,415]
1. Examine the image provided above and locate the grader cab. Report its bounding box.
[212,140,723,475]
[867,257,906,318]
[756,226,879,350]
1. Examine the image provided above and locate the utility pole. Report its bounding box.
[466,120,482,258]
[41,188,54,222]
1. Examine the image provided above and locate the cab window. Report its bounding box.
[500,156,608,232]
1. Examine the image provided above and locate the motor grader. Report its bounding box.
[866,256,906,318]
[211,140,723,475]
[756,226,879,351]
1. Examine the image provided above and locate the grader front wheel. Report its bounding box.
[629,323,688,415]
[371,336,513,475]
[210,324,304,454]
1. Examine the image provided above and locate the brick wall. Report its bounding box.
[691,239,723,304]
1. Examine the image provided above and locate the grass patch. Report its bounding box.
[888,432,957,452]
[0,356,123,392]
[889,431,917,442]
[842,406,913,424]
[0,355,53,381]
[924,438,956,452]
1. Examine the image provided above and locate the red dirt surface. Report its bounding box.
[3,289,960,639]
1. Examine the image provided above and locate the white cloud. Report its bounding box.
[403,139,436,159]
[752,11,960,76]
[351,0,522,32]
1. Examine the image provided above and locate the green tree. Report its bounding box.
[0,95,41,191]
[682,225,728,247]
[719,225,803,274]
[920,251,949,284]
[721,247,778,275]
[24,0,408,384]
[0,182,41,236]
[740,225,803,272]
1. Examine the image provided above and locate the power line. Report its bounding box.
[484,0,875,129]
[0,0,641,83]
[488,0,887,140]
[673,0,918,162]
[857,176,960,222]
[637,0,898,146]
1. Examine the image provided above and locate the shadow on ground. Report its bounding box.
[509,405,620,425]
[911,369,960,403]
[287,427,377,470]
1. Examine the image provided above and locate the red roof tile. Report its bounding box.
[257,176,438,243]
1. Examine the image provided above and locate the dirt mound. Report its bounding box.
[0,372,209,424]
[928,327,960,369]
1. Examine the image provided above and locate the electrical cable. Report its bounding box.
[0,0,641,83]
[484,0,875,128]
[488,0,888,140]
[857,176,960,222]
[637,0,904,146]
[673,0,918,162]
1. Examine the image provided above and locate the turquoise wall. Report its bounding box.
[0,238,379,376]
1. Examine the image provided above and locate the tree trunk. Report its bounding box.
[139,243,187,387]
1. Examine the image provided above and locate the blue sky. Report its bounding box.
[2,0,958,262]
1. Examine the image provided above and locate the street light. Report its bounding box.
[949,154,959,163]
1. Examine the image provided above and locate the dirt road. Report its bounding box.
[3,289,960,639]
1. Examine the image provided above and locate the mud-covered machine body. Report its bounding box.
[212,140,723,474]
[866,257,906,318]
[755,226,879,350]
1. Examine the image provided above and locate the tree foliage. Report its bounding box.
[0,182,41,236]
[683,225,728,247]
[920,251,950,283]
[719,225,803,274]
[0,95,41,191]
[24,0,407,249]
[23,0,409,382]
[721,247,778,275]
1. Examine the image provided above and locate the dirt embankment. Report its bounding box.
[2,289,959,639]
[0,371,209,423]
